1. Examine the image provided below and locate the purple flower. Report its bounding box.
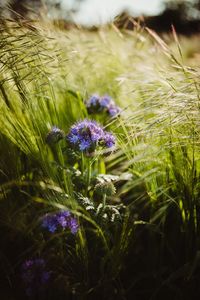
[46,126,64,145]
[41,210,79,234]
[104,133,116,148]
[67,119,115,152]
[79,139,91,151]
[22,259,45,272]
[108,105,121,117]
[41,214,57,233]
[68,217,79,234]
[21,258,50,297]
[41,271,51,284]
[100,96,112,107]
[86,94,121,117]
[22,260,34,269]
[87,94,100,106]
[56,210,71,228]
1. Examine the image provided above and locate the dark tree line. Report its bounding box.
[146,0,200,34]
[115,0,200,34]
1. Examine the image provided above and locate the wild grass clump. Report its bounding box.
[0,20,200,299]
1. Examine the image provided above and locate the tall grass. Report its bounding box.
[0,20,200,299]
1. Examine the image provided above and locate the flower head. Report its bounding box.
[68,217,79,234]
[87,94,100,106]
[41,210,79,234]
[104,132,116,148]
[86,94,121,117]
[21,258,50,297]
[94,181,116,197]
[46,126,64,145]
[67,119,115,152]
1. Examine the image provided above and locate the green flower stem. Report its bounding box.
[103,193,107,209]
[81,152,84,174]
[86,157,91,194]
[57,144,69,194]
[81,153,92,195]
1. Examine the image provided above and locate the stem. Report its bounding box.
[57,144,69,194]
[81,152,84,174]
[103,193,107,208]
[86,158,91,194]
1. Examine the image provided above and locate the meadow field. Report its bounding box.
[1,20,200,299]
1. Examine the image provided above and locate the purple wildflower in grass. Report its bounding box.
[79,139,91,151]
[100,95,114,107]
[21,258,50,297]
[68,217,79,234]
[104,132,116,148]
[108,105,121,117]
[41,214,57,233]
[67,119,115,152]
[41,210,79,234]
[56,210,71,228]
[86,94,121,117]
[46,126,64,145]
[87,94,100,107]
[41,271,51,284]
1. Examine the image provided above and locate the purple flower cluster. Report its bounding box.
[21,258,50,296]
[67,119,115,152]
[41,210,79,234]
[46,126,64,145]
[86,94,121,117]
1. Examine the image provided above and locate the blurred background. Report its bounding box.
[0,0,200,33]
